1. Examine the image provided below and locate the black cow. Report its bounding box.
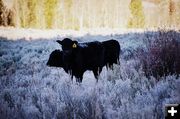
[102,39,120,69]
[46,50,73,78]
[47,38,120,82]
[57,38,120,69]
[46,50,63,68]
[52,38,105,82]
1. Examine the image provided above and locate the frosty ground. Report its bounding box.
[0,28,180,119]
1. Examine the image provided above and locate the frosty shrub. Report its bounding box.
[0,30,180,119]
[139,30,180,78]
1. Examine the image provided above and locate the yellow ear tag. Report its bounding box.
[72,43,77,48]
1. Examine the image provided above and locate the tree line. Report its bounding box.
[0,0,179,29]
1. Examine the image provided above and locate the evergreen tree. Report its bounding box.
[44,0,58,28]
[127,0,145,28]
[27,0,37,28]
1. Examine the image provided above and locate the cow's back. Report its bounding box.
[77,41,105,70]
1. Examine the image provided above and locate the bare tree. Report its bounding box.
[0,0,15,26]
[168,0,176,27]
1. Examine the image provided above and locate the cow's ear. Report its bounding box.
[74,41,78,44]
[56,40,62,45]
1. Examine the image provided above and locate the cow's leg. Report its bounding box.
[117,59,120,65]
[93,69,100,82]
[106,63,113,70]
[68,70,74,82]
[76,77,83,83]
[79,72,83,82]
[109,64,113,70]
[75,73,83,83]
[106,65,109,70]
[93,70,98,80]
[76,78,80,83]
[71,75,73,82]
[98,67,102,75]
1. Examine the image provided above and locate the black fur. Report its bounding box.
[102,39,120,69]
[47,38,120,82]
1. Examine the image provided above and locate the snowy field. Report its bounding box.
[0,28,180,119]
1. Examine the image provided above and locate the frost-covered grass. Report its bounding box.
[0,29,180,119]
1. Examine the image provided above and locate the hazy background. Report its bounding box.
[1,0,180,30]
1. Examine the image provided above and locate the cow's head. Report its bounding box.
[56,38,78,51]
[47,50,63,67]
[56,38,78,70]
